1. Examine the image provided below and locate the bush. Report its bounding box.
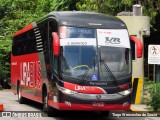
[146,83,160,111]
[0,47,11,89]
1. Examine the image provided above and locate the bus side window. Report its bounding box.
[12,30,37,56]
[26,30,37,54]
[12,35,25,56]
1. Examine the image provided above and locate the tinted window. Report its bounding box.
[12,30,37,56]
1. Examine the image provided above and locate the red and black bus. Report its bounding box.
[11,11,142,116]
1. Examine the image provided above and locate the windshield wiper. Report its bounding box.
[100,60,118,86]
[98,47,118,86]
[79,55,119,86]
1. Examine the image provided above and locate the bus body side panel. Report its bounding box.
[11,53,43,103]
[11,54,19,94]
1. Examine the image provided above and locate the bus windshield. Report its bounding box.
[59,26,131,82]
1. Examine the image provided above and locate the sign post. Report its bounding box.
[148,45,160,83]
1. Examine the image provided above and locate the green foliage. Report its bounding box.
[0,0,79,86]
[145,83,160,111]
[76,0,134,15]
[0,0,79,40]
[50,0,78,11]
[142,0,160,32]
[0,0,41,86]
[76,0,160,33]
[143,78,160,111]
[0,45,11,82]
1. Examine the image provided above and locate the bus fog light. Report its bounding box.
[118,89,132,95]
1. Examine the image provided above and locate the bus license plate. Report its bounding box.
[92,102,105,107]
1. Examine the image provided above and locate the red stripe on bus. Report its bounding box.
[13,23,33,37]
[64,82,106,94]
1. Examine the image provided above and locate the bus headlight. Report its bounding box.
[118,88,132,95]
[63,88,78,95]
[56,83,78,95]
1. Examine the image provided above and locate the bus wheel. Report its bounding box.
[43,89,48,112]
[43,89,58,116]
[17,84,25,104]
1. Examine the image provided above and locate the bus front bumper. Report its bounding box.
[48,100,131,111]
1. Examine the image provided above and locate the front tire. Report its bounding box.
[43,89,58,117]
[43,90,49,112]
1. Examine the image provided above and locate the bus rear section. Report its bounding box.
[11,11,142,115]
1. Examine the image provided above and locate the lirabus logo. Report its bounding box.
[20,61,41,88]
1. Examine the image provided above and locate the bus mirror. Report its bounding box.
[52,32,60,56]
[130,36,143,58]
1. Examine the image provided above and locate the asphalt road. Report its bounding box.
[0,90,159,120]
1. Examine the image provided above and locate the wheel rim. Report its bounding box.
[43,91,48,111]
[18,86,21,100]
[44,95,47,108]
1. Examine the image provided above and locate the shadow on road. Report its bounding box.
[54,111,109,120]
[16,98,43,110]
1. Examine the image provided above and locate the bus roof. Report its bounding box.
[47,11,127,29]
[14,11,127,37]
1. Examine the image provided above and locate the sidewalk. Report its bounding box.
[131,104,160,116]
[131,104,149,112]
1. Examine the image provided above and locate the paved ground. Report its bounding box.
[0,90,159,120]
[131,104,149,111]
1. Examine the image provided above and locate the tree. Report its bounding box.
[0,0,79,87]
[50,0,79,11]
[76,0,134,15]
[0,0,44,88]
[0,39,11,88]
